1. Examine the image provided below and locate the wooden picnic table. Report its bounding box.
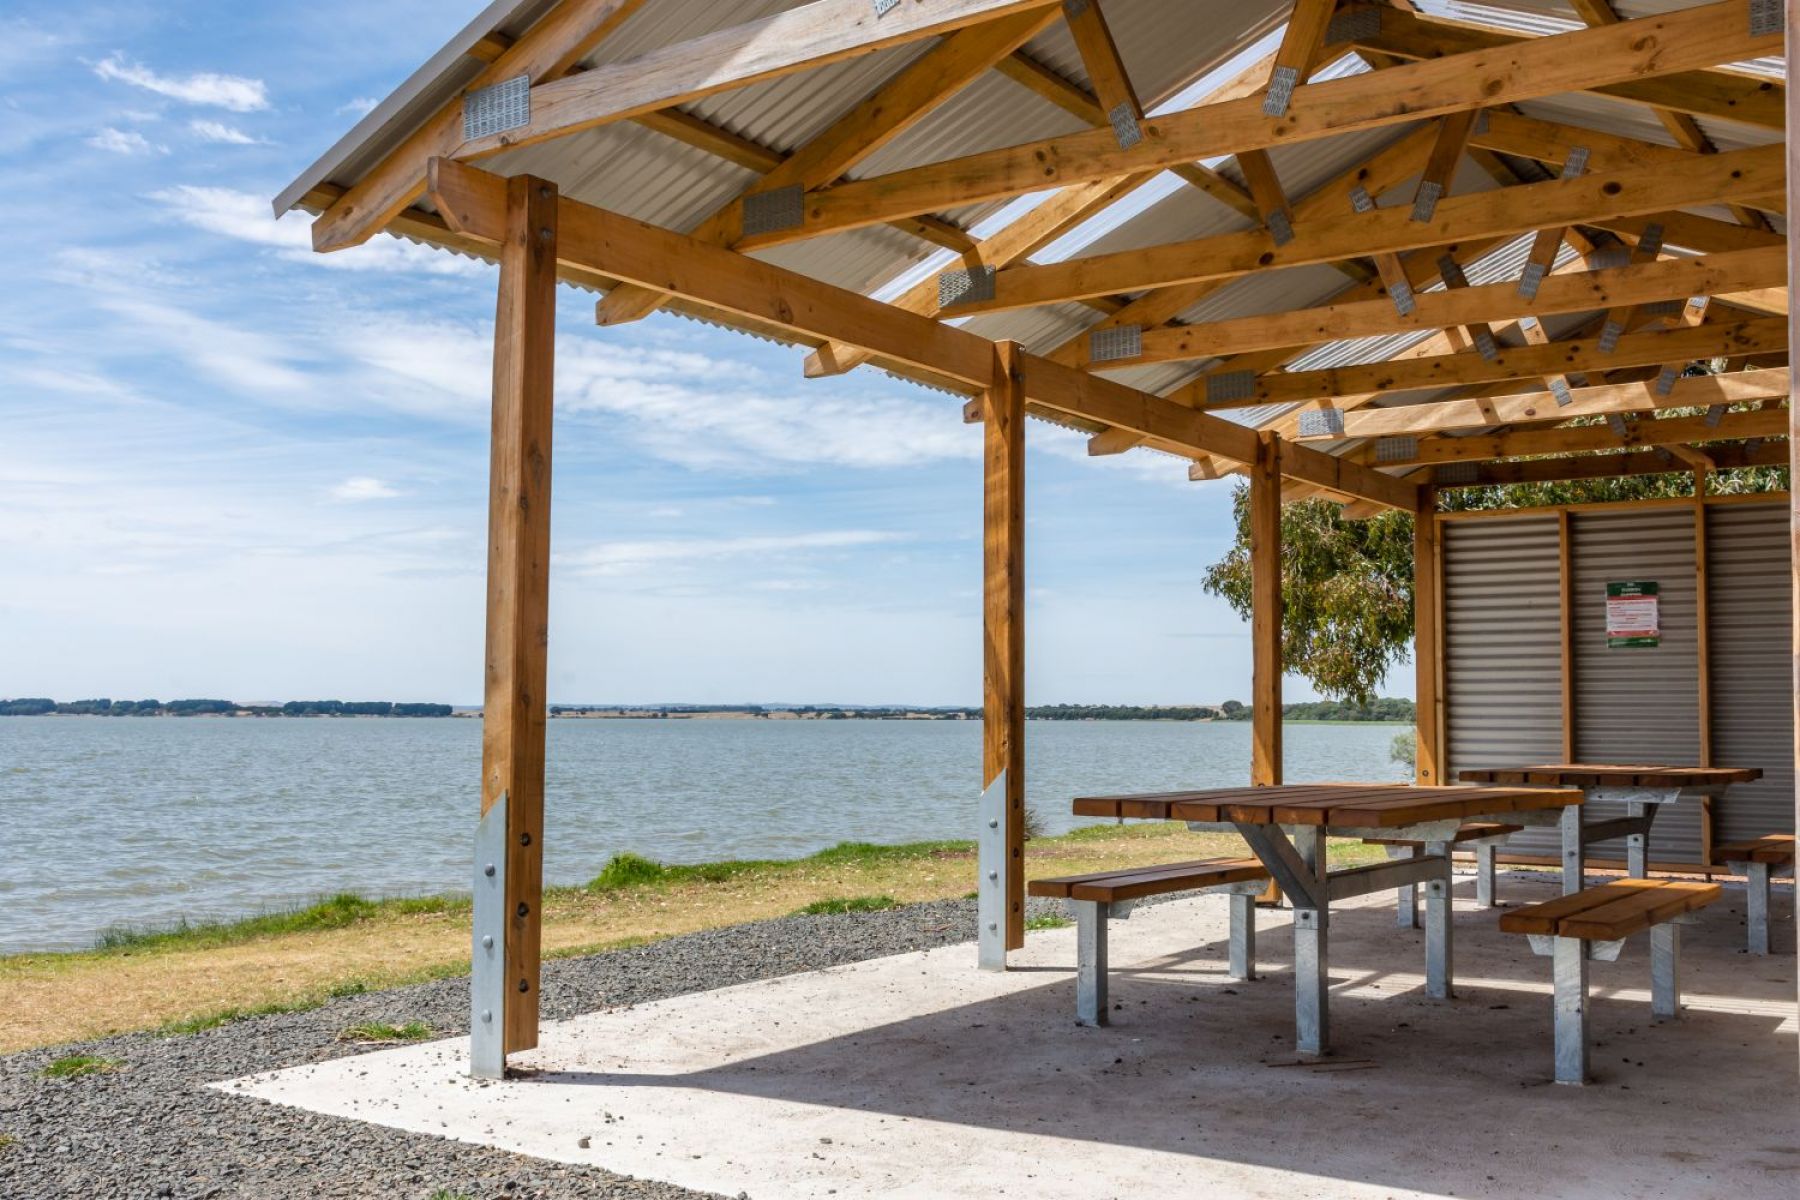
[1455,764,1762,891]
[1072,782,1582,1056]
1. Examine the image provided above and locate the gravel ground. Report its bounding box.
[0,896,1066,1199]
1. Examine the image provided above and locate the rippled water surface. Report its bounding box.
[0,717,1407,952]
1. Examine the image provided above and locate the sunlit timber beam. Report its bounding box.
[1330,3,1785,131]
[724,0,1780,249]
[934,144,1783,317]
[1430,437,1788,487]
[425,158,1420,510]
[1370,407,1790,468]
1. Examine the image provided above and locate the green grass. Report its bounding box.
[41,1054,121,1079]
[1025,913,1073,931]
[795,895,900,916]
[0,1133,15,1155]
[586,838,972,894]
[428,1190,473,1200]
[92,892,467,956]
[340,1020,433,1043]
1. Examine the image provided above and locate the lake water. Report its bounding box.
[0,717,1408,953]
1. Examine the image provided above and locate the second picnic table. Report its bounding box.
[1072,782,1582,1055]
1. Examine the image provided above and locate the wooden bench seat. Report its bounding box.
[1500,879,1722,1085]
[1028,859,1270,1026]
[1364,823,1523,924]
[1711,835,1794,955]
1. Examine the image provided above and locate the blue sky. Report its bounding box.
[0,0,1380,707]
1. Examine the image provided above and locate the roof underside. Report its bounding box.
[278,0,1791,492]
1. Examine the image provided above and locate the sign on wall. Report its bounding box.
[1606,581,1660,648]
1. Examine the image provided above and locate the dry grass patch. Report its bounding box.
[0,823,1382,1052]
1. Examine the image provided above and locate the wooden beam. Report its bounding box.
[1328,368,1791,438]
[732,1,1780,247]
[454,0,1062,158]
[1380,407,1790,467]
[482,174,558,1058]
[1062,0,1140,129]
[1435,437,1788,487]
[1337,3,1785,131]
[1125,246,1788,363]
[1787,0,1797,970]
[995,49,1104,121]
[1196,319,1789,410]
[1558,510,1575,761]
[1414,490,1443,785]
[983,340,1027,960]
[597,7,1056,325]
[937,143,1783,318]
[1251,434,1284,786]
[1262,0,1339,114]
[1412,109,1479,219]
[311,0,649,251]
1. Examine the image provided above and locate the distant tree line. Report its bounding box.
[0,698,453,718]
[1213,697,1416,722]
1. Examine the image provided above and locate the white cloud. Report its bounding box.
[188,119,262,145]
[331,477,400,501]
[560,531,906,578]
[87,127,162,155]
[336,96,379,117]
[149,186,483,276]
[94,54,269,112]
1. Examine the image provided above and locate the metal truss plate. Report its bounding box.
[1606,412,1631,439]
[1410,180,1443,224]
[1471,328,1498,361]
[1263,65,1299,117]
[1750,0,1782,37]
[938,265,995,308]
[1375,435,1418,463]
[464,75,531,142]
[470,791,508,1079]
[1205,369,1256,403]
[1704,403,1727,428]
[742,185,804,236]
[1637,222,1665,260]
[1435,461,1479,485]
[1641,299,1683,317]
[1327,5,1383,44]
[1266,208,1294,246]
[1388,277,1415,317]
[1588,246,1630,271]
[1654,365,1681,396]
[1348,185,1374,214]
[1560,146,1589,179]
[1435,255,1468,289]
[1297,407,1345,438]
[1598,320,1624,353]
[1108,102,1142,150]
[874,0,900,15]
[1550,378,1574,408]
[1744,436,1764,457]
[1517,261,1547,300]
[1089,323,1143,363]
[977,770,1007,970]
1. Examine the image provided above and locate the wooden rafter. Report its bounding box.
[726,1,1779,250]
[1374,407,1789,468]
[937,144,1781,319]
[427,157,1421,510]
[594,6,1059,326]
[1434,437,1788,487]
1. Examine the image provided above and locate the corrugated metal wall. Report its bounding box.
[1443,517,1565,849]
[1707,502,1796,847]
[1570,507,1702,862]
[1441,500,1795,867]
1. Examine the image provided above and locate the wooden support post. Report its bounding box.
[1559,510,1577,762]
[1414,490,1443,785]
[481,175,558,1058]
[1694,468,1714,871]
[981,341,1027,965]
[1786,0,1797,976]
[1251,434,1283,787]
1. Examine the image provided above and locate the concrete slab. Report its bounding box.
[219,875,1799,1199]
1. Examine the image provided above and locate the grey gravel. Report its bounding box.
[0,896,1065,1199]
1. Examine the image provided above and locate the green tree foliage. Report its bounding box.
[1206,464,1786,704]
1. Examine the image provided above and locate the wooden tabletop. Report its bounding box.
[1071,783,1581,829]
[1456,763,1762,788]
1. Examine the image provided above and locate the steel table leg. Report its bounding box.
[1291,827,1329,1054]
[1475,842,1496,907]
[1626,801,1652,878]
[1075,900,1108,1026]
[1389,845,1419,928]
[1423,841,1454,999]
[1560,804,1585,894]
[1740,861,1771,956]
[1650,922,1681,1020]
[1228,892,1256,981]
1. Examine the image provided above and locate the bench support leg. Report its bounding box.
[1423,846,1454,999]
[1626,802,1650,879]
[1291,826,1329,1055]
[1228,892,1256,981]
[1475,843,1496,907]
[1742,861,1771,956]
[1075,900,1108,1027]
[1650,922,1682,1019]
[1388,845,1419,928]
[1552,935,1589,1085]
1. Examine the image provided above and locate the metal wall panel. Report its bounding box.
[1443,518,1566,835]
[1569,507,1703,861]
[1707,502,1795,846]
